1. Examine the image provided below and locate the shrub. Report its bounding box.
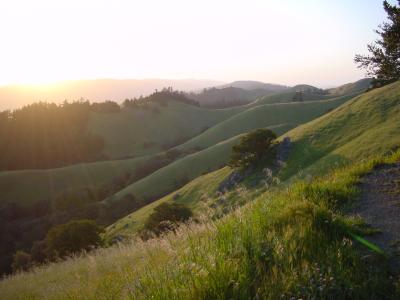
[46,220,104,257]
[30,241,47,265]
[228,129,277,169]
[142,202,193,236]
[11,251,32,273]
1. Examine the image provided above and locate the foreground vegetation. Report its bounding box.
[1,150,399,299]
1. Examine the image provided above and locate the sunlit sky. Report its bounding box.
[0,0,392,87]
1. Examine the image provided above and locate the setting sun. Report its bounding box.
[0,0,390,88]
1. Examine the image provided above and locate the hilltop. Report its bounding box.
[220,80,288,91]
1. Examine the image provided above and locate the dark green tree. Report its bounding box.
[229,129,277,169]
[143,202,193,236]
[11,251,32,273]
[355,1,400,87]
[45,220,104,257]
[292,91,304,102]
[30,241,48,264]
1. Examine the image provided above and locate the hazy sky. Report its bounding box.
[0,0,393,87]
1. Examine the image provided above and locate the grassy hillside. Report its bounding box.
[252,90,352,106]
[104,134,244,205]
[220,80,288,91]
[106,167,232,239]
[2,151,399,299]
[327,78,372,96]
[1,82,399,299]
[107,81,400,241]
[252,79,371,106]
[280,80,400,180]
[177,97,351,152]
[103,96,353,206]
[0,95,350,208]
[186,87,267,108]
[0,155,150,207]
[88,99,242,159]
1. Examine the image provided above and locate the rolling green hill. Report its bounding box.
[176,96,351,152]
[280,80,400,180]
[327,78,372,96]
[102,96,354,207]
[106,81,400,240]
[0,93,352,208]
[105,167,232,239]
[219,80,288,91]
[252,89,343,106]
[0,155,150,207]
[1,81,399,299]
[251,79,371,106]
[88,99,242,159]
[104,134,244,205]
[186,86,266,108]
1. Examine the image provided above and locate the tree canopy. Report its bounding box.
[45,219,104,257]
[355,0,400,87]
[143,202,193,236]
[229,129,277,169]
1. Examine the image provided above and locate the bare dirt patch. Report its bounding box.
[349,162,400,273]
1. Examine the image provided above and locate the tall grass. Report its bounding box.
[1,151,400,299]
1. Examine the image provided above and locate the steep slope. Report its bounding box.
[281,80,400,179]
[106,167,231,239]
[3,147,399,299]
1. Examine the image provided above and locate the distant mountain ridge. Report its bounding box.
[0,79,224,111]
[219,80,289,91]
[0,78,372,111]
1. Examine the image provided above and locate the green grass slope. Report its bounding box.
[103,96,353,206]
[327,78,372,96]
[2,151,399,299]
[88,100,242,159]
[104,134,244,205]
[176,96,352,152]
[0,94,352,208]
[106,167,232,239]
[1,82,400,299]
[107,81,400,240]
[0,155,151,207]
[252,90,357,106]
[280,80,400,180]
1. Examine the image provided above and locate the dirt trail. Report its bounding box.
[350,162,400,272]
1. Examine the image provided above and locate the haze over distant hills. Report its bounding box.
[0,79,224,111]
[219,80,289,91]
[0,78,371,111]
